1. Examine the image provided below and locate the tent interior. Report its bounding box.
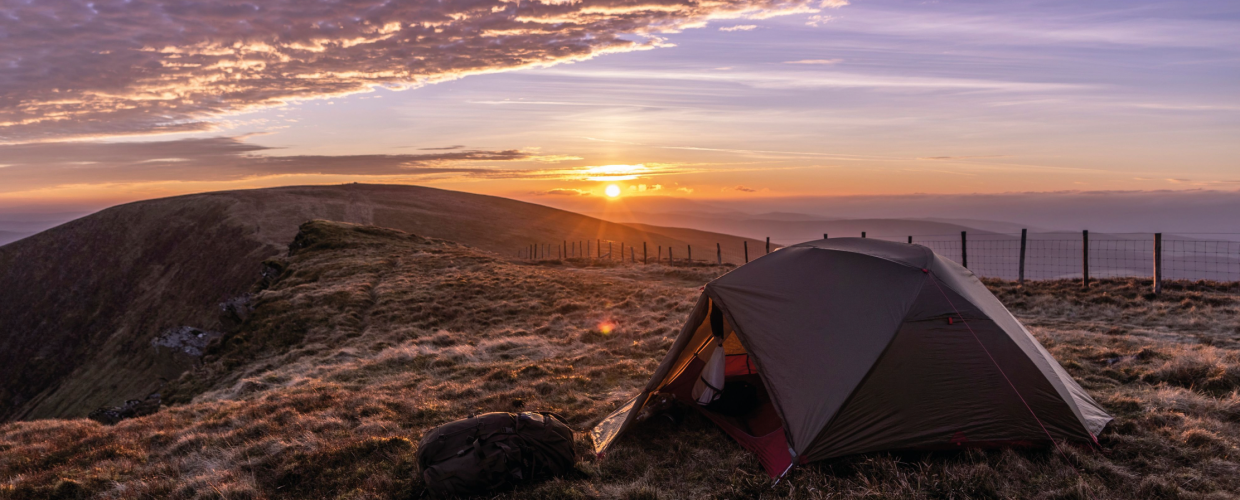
[654,299,794,477]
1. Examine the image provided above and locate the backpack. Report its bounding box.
[416,412,576,496]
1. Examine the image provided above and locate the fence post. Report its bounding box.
[862,232,866,238]
[563,240,567,259]
[717,243,722,264]
[1153,233,1163,294]
[644,242,648,264]
[961,231,968,268]
[659,245,662,262]
[669,247,674,264]
[1082,230,1090,288]
[609,241,613,260]
[744,241,749,263]
[907,236,912,244]
[1018,229,1027,286]
[620,242,624,261]
[766,237,770,254]
[688,245,692,263]
[631,247,635,263]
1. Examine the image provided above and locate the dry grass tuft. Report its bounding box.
[2,222,1238,499]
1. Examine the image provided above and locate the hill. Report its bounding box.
[0,184,766,422]
[1,220,1236,498]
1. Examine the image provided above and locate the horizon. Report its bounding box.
[1,0,1237,222]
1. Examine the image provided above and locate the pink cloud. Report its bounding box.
[0,0,827,143]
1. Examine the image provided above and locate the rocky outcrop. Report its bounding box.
[87,393,161,425]
[151,326,224,357]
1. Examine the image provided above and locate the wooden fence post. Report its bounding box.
[658,245,662,262]
[907,236,912,244]
[669,247,674,264]
[609,241,613,260]
[961,231,968,268]
[631,247,635,263]
[1082,230,1090,288]
[688,245,692,263]
[744,241,749,263]
[1018,229,1027,286]
[766,237,770,254]
[1153,233,1163,294]
[598,239,601,258]
[862,232,866,238]
[823,233,828,239]
[717,243,722,264]
[644,242,648,264]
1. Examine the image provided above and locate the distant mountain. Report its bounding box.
[603,212,1005,245]
[0,184,765,421]
[0,231,32,246]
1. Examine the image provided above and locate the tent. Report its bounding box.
[591,237,1111,477]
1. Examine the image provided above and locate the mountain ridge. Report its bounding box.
[0,183,765,421]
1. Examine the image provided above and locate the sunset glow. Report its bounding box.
[0,0,1234,217]
[605,185,621,198]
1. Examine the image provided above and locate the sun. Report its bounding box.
[605,184,621,197]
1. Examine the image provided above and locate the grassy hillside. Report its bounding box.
[2,221,1236,499]
[0,184,766,422]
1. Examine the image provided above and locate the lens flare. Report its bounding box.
[598,321,616,334]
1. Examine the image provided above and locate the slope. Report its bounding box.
[1,221,1235,499]
[0,183,765,422]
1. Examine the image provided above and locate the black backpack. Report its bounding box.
[416,412,576,496]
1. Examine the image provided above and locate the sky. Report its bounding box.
[1,0,1238,224]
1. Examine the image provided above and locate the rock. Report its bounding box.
[87,392,161,425]
[151,326,223,357]
[218,295,254,327]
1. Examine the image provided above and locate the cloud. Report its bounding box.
[820,0,849,7]
[917,155,1010,161]
[0,136,539,193]
[677,187,695,194]
[418,145,467,151]
[1,0,831,143]
[805,15,834,27]
[784,59,842,65]
[720,25,758,32]
[537,188,591,196]
[733,185,758,192]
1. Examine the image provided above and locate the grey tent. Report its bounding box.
[591,238,1111,477]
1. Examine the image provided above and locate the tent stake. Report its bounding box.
[771,460,796,487]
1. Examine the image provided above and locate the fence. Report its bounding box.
[517,238,772,266]
[519,232,1240,291]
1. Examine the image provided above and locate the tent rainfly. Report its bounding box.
[591,237,1111,478]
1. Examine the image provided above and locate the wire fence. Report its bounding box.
[907,236,1239,282]
[520,233,1240,283]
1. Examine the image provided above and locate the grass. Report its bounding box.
[1,221,1237,499]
